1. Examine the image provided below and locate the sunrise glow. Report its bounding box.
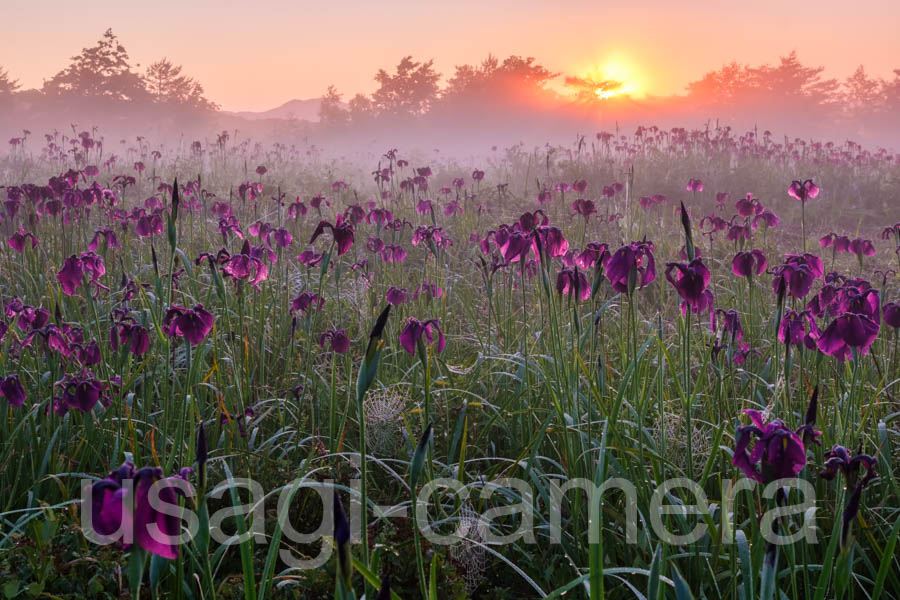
[1,2,900,598]
[587,58,645,99]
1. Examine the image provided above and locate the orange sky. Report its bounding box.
[2,0,898,111]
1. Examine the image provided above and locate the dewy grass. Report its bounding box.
[0,127,898,599]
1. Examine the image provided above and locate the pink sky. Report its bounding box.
[3,0,898,111]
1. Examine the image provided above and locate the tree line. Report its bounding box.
[0,29,216,111]
[2,30,899,143]
[316,50,900,140]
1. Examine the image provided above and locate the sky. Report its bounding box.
[2,0,899,112]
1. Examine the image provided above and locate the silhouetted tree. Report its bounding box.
[685,61,753,105]
[440,55,556,106]
[42,29,149,102]
[841,66,882,112]
[145,58,217,110]
[884,69,900,112]
[686,53,841,110]
[564,75,623,103]
[748,51,839,106]
[319,85,349,127]
[0,66,20,96]
[371,56,440,118]
[347,93,374,123]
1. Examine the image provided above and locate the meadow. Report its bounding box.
[1,126,899,599]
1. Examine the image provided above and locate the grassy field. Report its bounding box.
[1,127,899,599]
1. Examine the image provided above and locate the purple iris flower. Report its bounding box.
[319,329,350,354]
[732,250,767,278]
[731,342,760,365]
[714,309,743,342]
[752,210,779,230]
[111,321,151,356]
[575,242,611,270]
[884,302,900,328]
[443,200,463,216]
[366,208,393,225]
[685,178,704,192]
[413,280,444,302]
[398,318,445,356]
[381,244,407,264]
[415,200,432,215]
[499,231,532,263]
[534,226,569,259]
[778,310,819,349]
[556,268,590,302]
[87,462,186,558]
[819,445,878,546]
[343,204,365,225]
[727,223,752,242]
[819,233,851,252]
[0,374,26,408]
[15,306,50,331]
[287,196,309,219]
[412,226,452,250]
[77,340,102,366]
[820,445,877,488]
[310,214,354,256]
[788,179,819,203]
[163,305,214,345]
[734,194,762,217]
[665,258,713,316]
[815,286,880,360]
[701,215,729,237]
[272,228,293,248]
[222,253,268,289]
[385,287,408,306]
[57,252,106,296]
[88,228,120,252]
[571,198,597,221]
[8,228,38,253]
[770,254,823,299]
[606,241,656,294]
[732,409,808,483]
[817,315,880,360]
[849,237,875,258]
[136,214,163,237]
[297,249,324,267]
[291,291,324,314]
[56,372,107,414]
[56,260,84,296]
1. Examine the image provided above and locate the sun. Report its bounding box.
[583,57,645,99]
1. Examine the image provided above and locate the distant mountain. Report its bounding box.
[223,98,347,122]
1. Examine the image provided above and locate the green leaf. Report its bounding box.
[148,553,169,591]
[428,553,439,600]
[410,424,433,491]
[223,462,257,600]
[126,547,146,599]
[873,511,900,599]
[813,505,844,600]
[648,545,662,600]
[736,529,754,600]
[670,563,695,600]
[350,557,402,600]
[759,545,778,600]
